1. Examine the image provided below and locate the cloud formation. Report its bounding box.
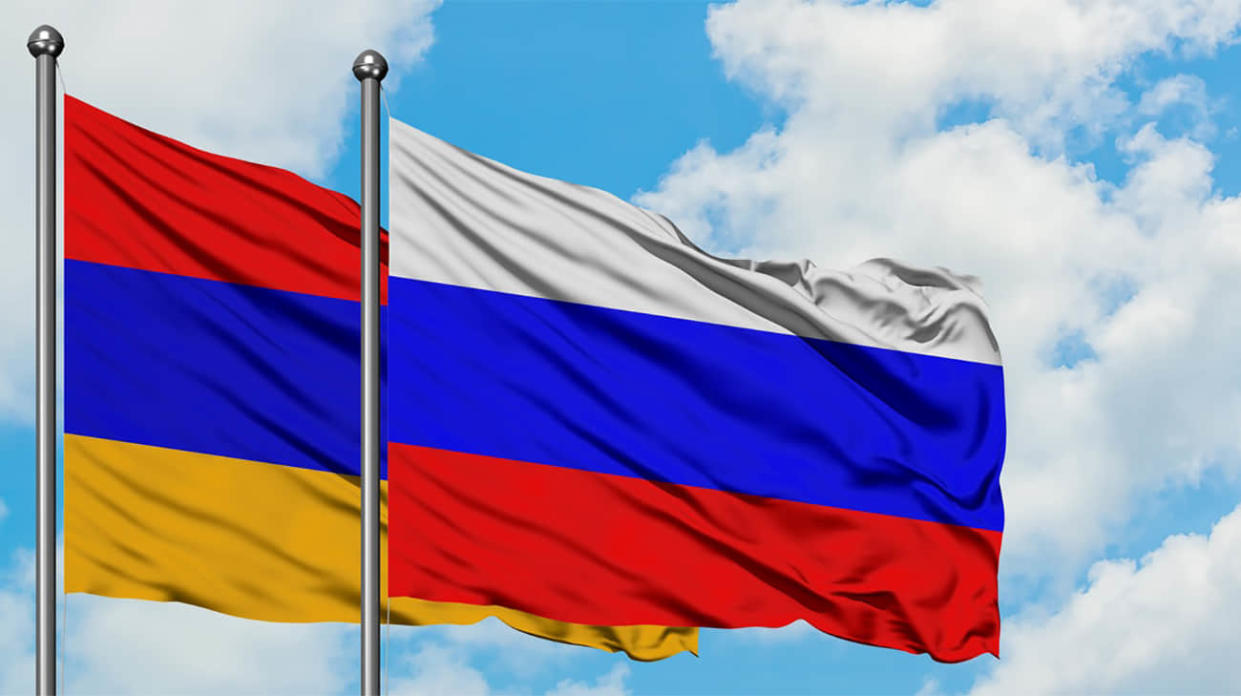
[970,502,1241,694]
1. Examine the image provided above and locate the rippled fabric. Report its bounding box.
[387,117,1006,662]
[390,119,999,366]
[64,435,695,661]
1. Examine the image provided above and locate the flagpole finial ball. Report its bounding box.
[353,50,388,82]
[27,25,64,58]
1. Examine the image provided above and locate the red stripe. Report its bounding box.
[388,443,1001,662]
[64,95,387,303]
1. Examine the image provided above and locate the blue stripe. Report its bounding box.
[65,259,377,477]
[390,277,1005,531]
[65,258,1005,530]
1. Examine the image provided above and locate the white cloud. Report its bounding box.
[1137,74,1212,122]
[9,0,439,177]
[382,618,638,694]
[1134,73,1220,147]
[63,597,355,696]
[638,0,1241,585]
[545,664,631,696]
[388,644,492,696]
[969,502,1241,694]
[0,548,35,695]
[387,642,632,696]
[391,617,593,681]
[0,0,440,422]
[704,0,1240,146]
[725,620,818,645]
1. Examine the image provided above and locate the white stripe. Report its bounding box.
[389,118,1001,366]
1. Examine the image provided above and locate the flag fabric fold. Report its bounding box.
[386,117,1005,662]
[62,95,696,661]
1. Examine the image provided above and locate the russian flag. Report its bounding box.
[386,117,1005,662]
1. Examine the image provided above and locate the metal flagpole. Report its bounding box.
[28,24,63,696]
[353,48,387,696]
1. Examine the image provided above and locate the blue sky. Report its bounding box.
[3,1,1241,694]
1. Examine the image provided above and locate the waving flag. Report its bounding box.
[62,95,695,661]
[387,118,1005,662]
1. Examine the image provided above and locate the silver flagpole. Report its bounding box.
[28,25,63,696]
[353,48,387,696]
